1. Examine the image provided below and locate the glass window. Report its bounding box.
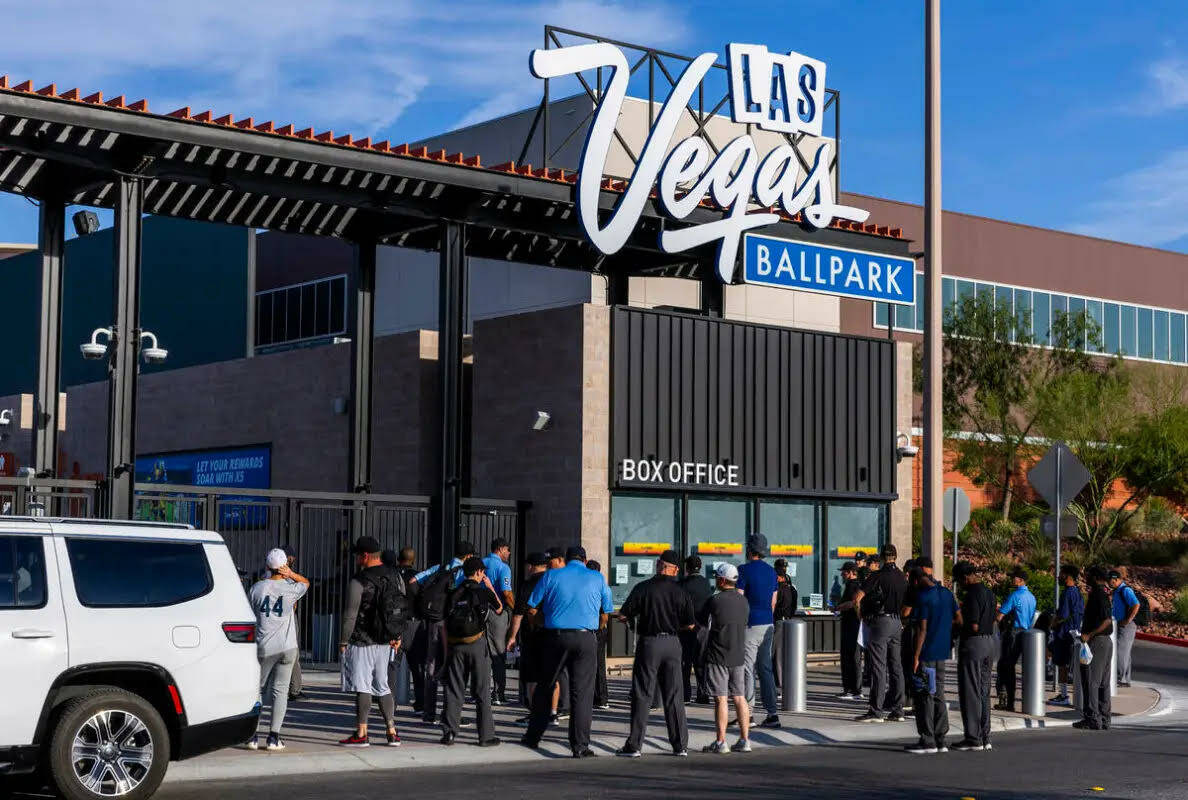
[1155,310,1170,361]
[1014,289,1032,341]
[875,303,889,328]
[1032,291,1051,346]
[1103,303,1119,355]
[315,279,331,336]
[1086,300,1104,353]
[0,536,48,608]
[914,273,925,331]
[975,282,993,300]
[1138,307,1154,358]
[256,294,271,347]
[1050,294,1068,318]
[687,497,752,576]
[609,494,680,607]
[1172,313,1186,364]
[825,503,886,609]
[760,501,820,607]
[1120,304,1137,356]
[956,280,975,301]
[329,276,347,335]
[942,277,955,312]
[895,300,914,330]
[1068,297,1087,348]
[67,539,213,608]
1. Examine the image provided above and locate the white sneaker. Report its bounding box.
[245,736,259,751]
[702,740,729,754]
[731,738,752,753]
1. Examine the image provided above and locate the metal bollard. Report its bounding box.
[1109,619,1118,698]
[779,619,807,713]
[394,651,411,706]
[1021,628,1046,717]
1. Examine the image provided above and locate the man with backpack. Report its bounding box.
[1108,569,1142,688]
[409,541,475,723]
[441,557,504,746]
[338,536,409,748]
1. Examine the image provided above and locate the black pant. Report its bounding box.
[594,628,609,706]
[959,635,994,746]
[1081,635,1113,728]
[679,627,708,702]
[914,659,949,747]
[866,615,904,716]
[626,635,687,753]
[526,630,597,753]
[443,638,495,740]
[412,620,445,721]
[491,651,508,701]
[840,616,861,695]
[997,629,1023,706]
[900,624,916,703]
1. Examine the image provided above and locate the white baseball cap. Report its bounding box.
[715,563,739,582]
[265,548,289,570]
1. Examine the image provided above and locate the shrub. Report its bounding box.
[1176,554,1188,586]
[1173,587,1188,625]
[1009,503,1043,527]
[970,521,1014,560]
[986,552,1014,578]
[993,571,1056,617]
[1143,497,1184,536]
[970,506,1003,533]
[1129,537,1188,567]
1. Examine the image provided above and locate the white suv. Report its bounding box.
[0,517,261,800]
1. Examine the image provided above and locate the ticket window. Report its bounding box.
[609,493,680,607]
[825,502,888,608]
[686,497,752,576]
[760,500,821,609]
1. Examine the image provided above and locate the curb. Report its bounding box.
[1137,632,1188,648]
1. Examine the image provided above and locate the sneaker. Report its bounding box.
[1050,693,1071,706]
[702,740,729,754]
[950,739,983,752]
[993,700,1013,712]
[937,744,949,753]
[572,748,596,758]
[516,714,532,726]
[836,692,855,700]
[596,702,611,710]
[904,740,937,755]
[338,734,369,748]
[759,714,781,729]
[848,693,867,702]
[386,731,401,747]
[479,737,502,748]
[615,746,642,758]
[673,749,688,757]
[731,738,753,753]
[855,711,885,723]
[440,732,456,746]
[549,713,562,726]
[245,736,259,751]
[266,733,285,751]
[491,696,504,706]
[1072,720,1101,730]
[728,715,755,728]
[887,711,908,723]
[982,742,993,751]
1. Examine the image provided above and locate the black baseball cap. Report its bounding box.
[658,549,680,567]
[1009,567,1028,580]
[915,556,934,569]
[880,543,898,560]
[526,551,549,566]
[455,541,476,558]
[747,533,769,557]
[841,561,858,573]
[565,545,587,562]
[352,536,382,555]
[1107,569,1122,580]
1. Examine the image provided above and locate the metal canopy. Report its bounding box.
[0,86,909,281]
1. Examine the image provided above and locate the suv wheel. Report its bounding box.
[48,689,170,800]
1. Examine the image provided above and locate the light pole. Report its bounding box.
[923,0,945,578]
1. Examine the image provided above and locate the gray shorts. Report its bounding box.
[705,662,745,698]
[341,643,391,695]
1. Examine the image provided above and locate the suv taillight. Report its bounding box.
[222,622,256,643]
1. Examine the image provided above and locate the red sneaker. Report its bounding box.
[338,734,369,748]
[386,731,401,747]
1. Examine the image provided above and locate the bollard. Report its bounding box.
[779,619,807,713]
[1110,619,1118,698]
[394,651,411,706]
[1021,628,1046,718]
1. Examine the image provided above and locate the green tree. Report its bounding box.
[942,293,1100,521]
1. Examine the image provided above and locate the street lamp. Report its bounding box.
[80,327,168,365]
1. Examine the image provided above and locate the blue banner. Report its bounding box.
[135,446,271,528]
[742,234,915,305]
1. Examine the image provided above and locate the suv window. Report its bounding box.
[67,538,213,608]
[0,535,48,608]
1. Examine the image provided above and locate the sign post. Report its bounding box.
[1027,442,1091,613]
[942,486,971,566]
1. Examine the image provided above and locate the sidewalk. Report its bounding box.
[165,664,1160,784]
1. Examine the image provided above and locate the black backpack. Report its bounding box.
[417,564,462,622]
[360,567,411,643]
[445,582,489,640]
[1134,591,1151,627]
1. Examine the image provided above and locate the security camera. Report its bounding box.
[897,443,920,460]
[80,341,108,359]
[532,411,552,431]
[0,409,11,427]
[141,346,168,365]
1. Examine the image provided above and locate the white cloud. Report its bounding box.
[0,0,690,138]
[1147,57,1188,111]
[1067,148,1188,246]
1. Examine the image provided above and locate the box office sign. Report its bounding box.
[619,458,740,488]
[530,41,870,286]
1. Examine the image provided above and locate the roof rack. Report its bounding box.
[0,517,194,530]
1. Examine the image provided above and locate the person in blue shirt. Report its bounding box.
[995,567,1037,711]
[483,539,515,706]
[1050,565,1085,706]
[521,546,613,758]
[905,567,960,754]
[1108,569,1141,687]
[735,533,781,729]
[408,541,475,724]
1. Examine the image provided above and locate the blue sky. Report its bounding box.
[1,0,1188,252]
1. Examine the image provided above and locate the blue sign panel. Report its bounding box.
[135,446,271,528]
[742,234,915,305]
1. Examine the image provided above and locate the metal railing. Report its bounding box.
[0,476,528,663]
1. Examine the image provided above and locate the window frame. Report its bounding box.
[254,274,349,350]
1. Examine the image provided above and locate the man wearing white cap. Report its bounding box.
[699,563,752,753]
[247,548,310,750]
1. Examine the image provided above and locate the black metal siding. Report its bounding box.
[612,307,897,499]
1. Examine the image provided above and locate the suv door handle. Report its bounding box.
[11,628,56,639]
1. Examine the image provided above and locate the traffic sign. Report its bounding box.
[943,487,971,533]
[1027,442,1090,512]
[1041,514,1078,541]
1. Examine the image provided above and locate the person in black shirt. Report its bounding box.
[678,555,714,704]
[507,553,551,720]
[900,560,921,714]
[440,557,502,747]
[952,561,998,752]
[382,549,420,711]
[1075,566,1115,730]
[699,563,752,753]
[771,559,799,690]
[851,544,908,722]
[834,561,865,700]
[616,550,696,758]
[587,560,611,709]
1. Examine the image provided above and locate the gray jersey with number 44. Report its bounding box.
[249,578,309,657]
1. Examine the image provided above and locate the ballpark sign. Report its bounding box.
[530,41,871,285]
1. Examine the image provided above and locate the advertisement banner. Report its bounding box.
[135,446,271,528]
